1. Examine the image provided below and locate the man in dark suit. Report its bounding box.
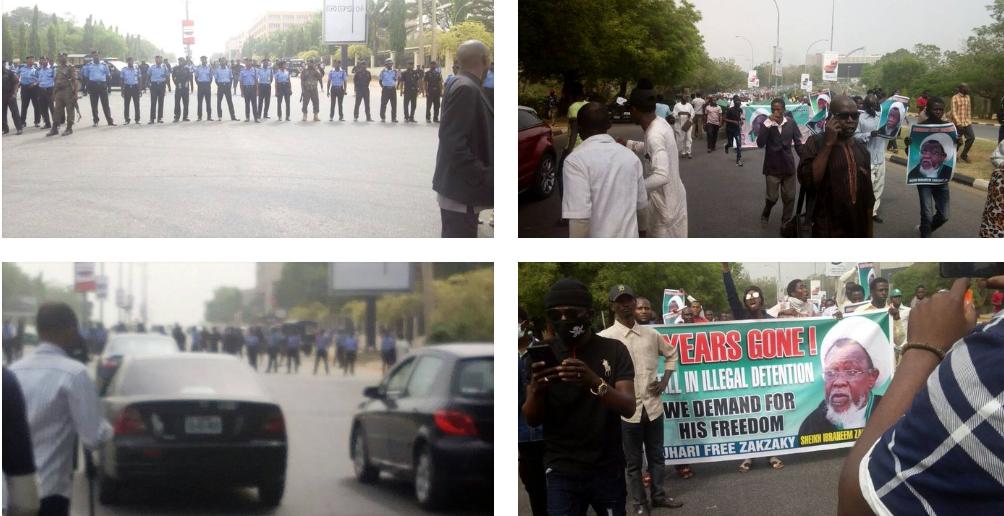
[908,138,953,182]
[432,40,494,238]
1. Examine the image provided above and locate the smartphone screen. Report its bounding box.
[939,263,1004,278]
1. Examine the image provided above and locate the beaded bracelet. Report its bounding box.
[902,342,946,361]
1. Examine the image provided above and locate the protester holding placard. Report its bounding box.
[854,95,888,223]
[598,284,684,513]
[854,278,905,350]
[757,98,804,230]
[904,97,955,237]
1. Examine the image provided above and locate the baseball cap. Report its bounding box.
[890,288,903,297]
[608,284,636,303]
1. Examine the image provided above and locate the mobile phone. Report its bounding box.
[526,342,560,369]
[939,263,1004,278]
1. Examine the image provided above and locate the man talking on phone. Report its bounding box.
[522,278,636,516]
[598,284,683,513]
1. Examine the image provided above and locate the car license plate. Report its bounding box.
[184,415,222,435]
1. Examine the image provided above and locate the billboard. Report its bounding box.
[822,52,839,81]
[747,70,759,88]
[324,0,367,44]
[329,263,413,296]
[74,263,96,292]
[182,19,195,45]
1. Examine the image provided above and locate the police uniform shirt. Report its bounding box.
[214,66,232,84]
[147,64,168,84]
[194,64,213,83]
[256,66,272,85]
[402,69,420,92]
[239,67,257,86]
[483,70,494,89]
[379,68,398,87]
[37,66,55,88]
[17,65,38,86]
[120,66,140,86]
[425,68,442,91]
[328,69,347,88]
[86,62,110,82]
[275,70,290,84]
[172,65,192,88]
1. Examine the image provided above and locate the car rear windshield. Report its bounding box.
[452,358,493,398]
[105,336,178,357]
[518,109,543,131]
[116,358,266,398]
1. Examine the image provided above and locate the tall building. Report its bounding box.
[224,11,316,59]
[255,263,286,315]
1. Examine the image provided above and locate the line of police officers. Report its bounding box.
[3,50,461,137]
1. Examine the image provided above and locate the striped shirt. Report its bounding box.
[859,310,1004,515]
[950,93,972,127]
[10,343,113,498]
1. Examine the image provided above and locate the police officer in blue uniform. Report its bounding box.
[274,61,292,121]
[35,56,54,128]
[16,56,39,128]
[172,57,193,122]
[120,57,142,125]
[214,57,237,121]
[256,58,273,120]
[145,55,170,124]
[327,60,348,121]
[239,57,259,123]
[483,61,494,105]
[82,50,115,126]
[194,56,213,121]
[379,58,399,123]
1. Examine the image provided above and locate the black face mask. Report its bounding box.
[553,317,591,346]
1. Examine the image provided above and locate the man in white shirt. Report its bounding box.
[853,94,888,223]
[691,93,706,141]
[598,284,683,513]
[11,303,113,516]
[673,95,695,158]
[563,102,648,238]
[622,88,688,237]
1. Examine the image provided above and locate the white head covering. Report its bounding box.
[819,315,894,387]
[922,132,957,167]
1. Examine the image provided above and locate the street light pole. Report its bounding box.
[803,39,828,75]
[736,36,754,72]
[830,0,835,50]
[771,0,780,89]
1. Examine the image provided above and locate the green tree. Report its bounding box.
[389,0,407,57]
[274,263,329,310]
[28,6,41,57]
[17,21,27,59]
[860,49,926,93]
[954,0,1004,101]
[82,15,93,51]
[204,287,244,323]
[889,263,954,298]
[520,0,704,95]
[45,14,57,57]
[440,0,495,31]
[2,16,14,60]
[435,20,493,61]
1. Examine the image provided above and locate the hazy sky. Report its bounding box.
[690,0,991,68]
[3,0,325,57]
[14,263,256,326]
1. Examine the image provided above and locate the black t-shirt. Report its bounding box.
[542,333,634,475]
[402,69,421,92]
[425,69,442,92]
[726,106,744,128]
[354,68,371,88]
[3,367,36,476]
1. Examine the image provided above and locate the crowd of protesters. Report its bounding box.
[518,267,1003,515]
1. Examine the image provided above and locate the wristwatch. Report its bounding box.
[591,380,610,397]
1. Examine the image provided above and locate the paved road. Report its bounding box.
[61,351,490,515]
[3,81,451,237]
[519,124,987,238]
[517,448,850,515]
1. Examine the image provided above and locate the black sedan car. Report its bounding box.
[350,343,493,509]
[97,354,287,507]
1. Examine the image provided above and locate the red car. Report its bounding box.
[518,106,557,198]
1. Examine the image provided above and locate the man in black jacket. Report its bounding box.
[757,98,804,229]
[432,40,494,238]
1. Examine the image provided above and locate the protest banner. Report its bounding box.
[843,300,871,314]
[877,95,910,140]
[826,262,853,277]
[906,124,958,186]
[654,312,894,464]
[740,103,813,148]
[747,70,759,88]
[663,289,686,324]
[822,52,839,81]
[800,74,811,91]
[810,92,831,115]
[858,263,877,298]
